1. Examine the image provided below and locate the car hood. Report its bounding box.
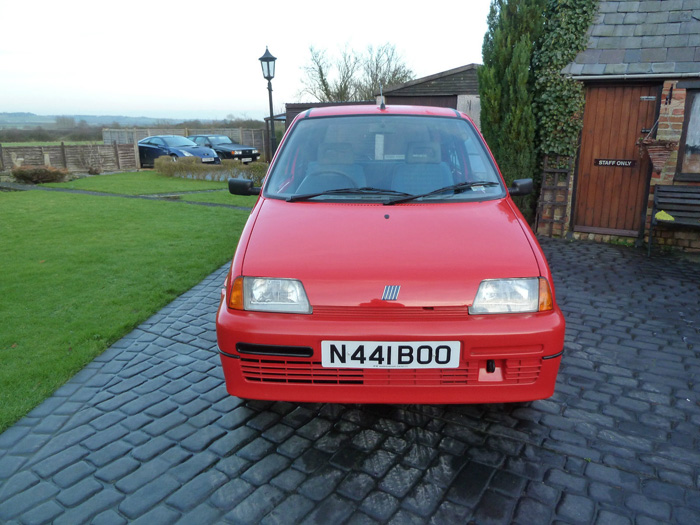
[176,145,216,156]
[241,198,541,308]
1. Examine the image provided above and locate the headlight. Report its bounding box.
[176,150,193,157]
[229,276,311,314]
[252,149,259,154]
[469,277,553,314]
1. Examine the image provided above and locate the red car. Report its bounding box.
[216,104,565,404]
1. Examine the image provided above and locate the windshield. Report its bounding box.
[264,114,504,203]
[162,136,197,147]
[210,135,233,145]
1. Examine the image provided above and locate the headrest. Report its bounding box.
[406,142,441,164]
[318,143,354,165]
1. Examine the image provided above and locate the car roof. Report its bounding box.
[301,104,463,119]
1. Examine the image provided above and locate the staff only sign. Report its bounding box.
[594,158,638,168]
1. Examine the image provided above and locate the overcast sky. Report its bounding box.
[0,0,491,121]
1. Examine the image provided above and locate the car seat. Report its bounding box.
[296,143,366,194]
[391,142,452,195]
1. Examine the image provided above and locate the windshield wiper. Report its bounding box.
[384,181,501,205]
[287,187,412,202]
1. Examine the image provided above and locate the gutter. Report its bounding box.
[570,72,700,81]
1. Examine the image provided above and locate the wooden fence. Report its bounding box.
[0,143,138,173]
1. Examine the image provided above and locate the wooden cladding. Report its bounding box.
[0,143,138,173]
[573,84,661,236]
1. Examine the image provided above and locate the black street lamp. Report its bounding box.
[259,47,277,162]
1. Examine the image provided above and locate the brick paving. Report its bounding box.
[0,238,699,524]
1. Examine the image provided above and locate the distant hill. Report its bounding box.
[0,112,183,128]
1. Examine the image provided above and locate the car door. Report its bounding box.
[139,137,169,166]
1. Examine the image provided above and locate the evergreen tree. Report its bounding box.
[478,0,546,215]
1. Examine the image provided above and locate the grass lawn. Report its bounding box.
[0,188,249,433]
[43,171,228,195]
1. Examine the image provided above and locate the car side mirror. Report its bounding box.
[509,178,533,197]
[229,178,261,196]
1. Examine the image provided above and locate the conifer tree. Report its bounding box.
[478,0,546,215]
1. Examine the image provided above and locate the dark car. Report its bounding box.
[188,134,260,164]
[137,135,220,168]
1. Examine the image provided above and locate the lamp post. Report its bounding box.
[259,47,277,162]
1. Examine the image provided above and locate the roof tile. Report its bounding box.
[667,47,696,61]
[627,62,654,74]
[566,0,700,76]
[639,1,666,12]
[604,63,630,74]
[640,48,668,61]
[651,62,676,73]
[600,49,627,63]
[640,35,666,48]
[624,49,642,63]
[665,34,691,47]
[599,2,622,13]
[618,2,642,13]
[675,61,700,72]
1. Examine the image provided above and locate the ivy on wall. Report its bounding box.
[533,0,599,158]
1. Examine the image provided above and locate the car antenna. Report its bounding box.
[380,85,386,110]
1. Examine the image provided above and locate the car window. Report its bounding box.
[211,135,233,145]
[150,137,165,146]
[162,136,197,147]
[264,115,504,202]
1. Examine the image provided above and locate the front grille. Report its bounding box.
[240,357,541,386]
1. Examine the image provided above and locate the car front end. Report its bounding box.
[216,105,565,404]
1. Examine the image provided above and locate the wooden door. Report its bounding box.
[573,84,661,236]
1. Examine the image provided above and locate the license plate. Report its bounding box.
[202,157,215,162]
[242,157,252,163]
[321,341,460,369]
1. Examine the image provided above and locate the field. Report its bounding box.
[0,173,253,433]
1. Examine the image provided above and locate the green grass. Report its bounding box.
[0,189,249,433]
[43,171,229,195]
[180,191,258,207]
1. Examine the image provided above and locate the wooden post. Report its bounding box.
[60,142,68,169]
[134,143,141,170]
[113,141,121,171]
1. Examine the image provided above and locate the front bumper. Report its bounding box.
[216,295,565,404]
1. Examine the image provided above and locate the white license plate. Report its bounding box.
[202,157,215,162]
[242,157,252,163]
[321,341,460,369]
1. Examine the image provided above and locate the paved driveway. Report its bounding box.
[0,238,699,524]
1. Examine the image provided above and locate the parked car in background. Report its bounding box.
[137,135,220,168]
[188,134,260,164]
[216,104,565,405]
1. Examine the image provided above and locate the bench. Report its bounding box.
[648,185,700,256]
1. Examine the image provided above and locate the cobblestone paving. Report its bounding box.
[1,238,699,524]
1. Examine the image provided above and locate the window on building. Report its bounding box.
[676,89,700,182]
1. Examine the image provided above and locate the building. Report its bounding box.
[544,0,700,251]
[380,64,481,128]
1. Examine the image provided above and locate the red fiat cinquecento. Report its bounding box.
[216,104,565,404]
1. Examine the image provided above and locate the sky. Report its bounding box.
[0,0,491,121]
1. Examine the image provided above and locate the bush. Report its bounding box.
[12,165,69,184]
[153,156,269,185]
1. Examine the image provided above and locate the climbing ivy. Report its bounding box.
[533,0,598,157]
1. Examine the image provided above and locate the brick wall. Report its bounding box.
[645,81,700,252]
